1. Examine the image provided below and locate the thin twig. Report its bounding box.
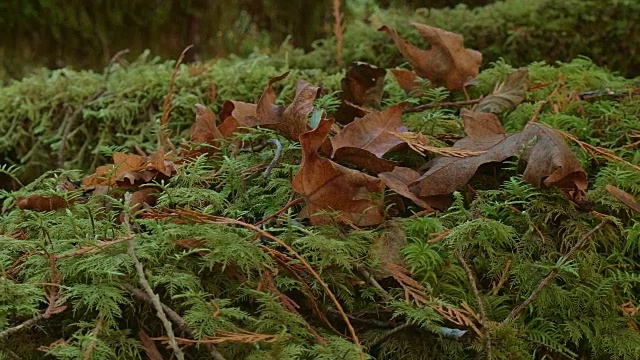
[505,219,609,321]
[253,197,303,227]
[123,194,185,360]
[82,316,104,360]
[0,314,44,339]
[458,254,492,359]
[123,284,227,360]
[403,98,481,114]
[356,267,393,301]
[262,138,283,178]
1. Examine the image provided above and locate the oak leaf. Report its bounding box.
[292,118,386,226]
[378,167,434,211]
[411,109,587,202]
[476,68,529,113]
[379,23,482,91]
[331,102,408,158]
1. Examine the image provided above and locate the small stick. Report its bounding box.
[123,194,185,360]
[123,284,227,360]
[458,254,492,359]
[0,314,44,339]
[262,138,283,178]
[505,219,608,321]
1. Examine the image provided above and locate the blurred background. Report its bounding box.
[3,0,637,80]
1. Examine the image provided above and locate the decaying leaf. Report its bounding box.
[246,73,321,141]
[331,102,408,158]
[83,150,176,187]
[605,185,640,213]
[335,62,386,124]
[476,68,529,113]
[292,118,386,226]
[191,104,224,144]
[378,167,434,210]
[411,109,587,203]
[370,220,408,279]
[390,68,422,94]
[16,194,69,211]
[379,23,482,91]
[138,328,164,360]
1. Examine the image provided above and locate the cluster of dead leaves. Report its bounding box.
[19,22,628,227]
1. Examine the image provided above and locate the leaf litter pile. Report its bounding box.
[2,23,640,359]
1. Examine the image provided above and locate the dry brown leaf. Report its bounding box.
[83,150,176,187]
[378,167,434,211]
[379,23,482,91]
[190,104,224,144]
[335,63,386,124]
[244,73,321,141]
[16,194,69,211]
[411,109,587,202]
[292,119,386,226]
[331,103,408,158]
[390,68,422,94]
[138,328,164,360]
[605,185,640,213]
[476,68,529,113]
[331,147,397,174]
[370,220,409,280]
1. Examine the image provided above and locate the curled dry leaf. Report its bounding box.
[244,73,321,141]
[379,23,482,91]
[411,109,587,203]
[476,68,529,114]
[334,62,386,124]
[83,149,176,187]
[292,118,386,226]
[378,167,434,211]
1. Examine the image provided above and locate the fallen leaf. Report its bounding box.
[390,68,422,94]
[605,185,640,213]
[191,104,224,144]
[138,328,164,360]
[82,150,176,187]
[411,109,587,202]
[331,147,397,174]
[17,194,69,211]
[218,100,257,136]
[244,73,321,141]
[331,103,408,158]
[378,167,434,210]
[370,220,408,279]
[476,68,529,113]
[334,63,386,124]
[292,119,386,226]
[379,23,482,91]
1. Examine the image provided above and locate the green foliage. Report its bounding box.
[1,5,640,359]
